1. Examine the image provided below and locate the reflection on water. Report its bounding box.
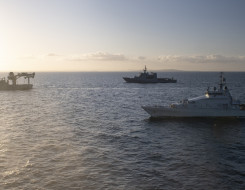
[0,72,245,189]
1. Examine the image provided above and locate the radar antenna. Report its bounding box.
[219,72,226,90]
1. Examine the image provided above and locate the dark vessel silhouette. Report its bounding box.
[0,72,35,90]
[123,66,176,83]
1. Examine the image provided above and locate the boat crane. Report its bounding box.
[7,72,35,86]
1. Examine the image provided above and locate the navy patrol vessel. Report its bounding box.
[142,72,245,118]
[123,66,177,83]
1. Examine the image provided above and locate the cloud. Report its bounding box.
[157,55,245,64]
[137,56,147,60]
[20,53,60,60]
[68,52,127,62]
[21,52,245,68]
[47,53,60,57]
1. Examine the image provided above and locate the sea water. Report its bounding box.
[0,72,245,189]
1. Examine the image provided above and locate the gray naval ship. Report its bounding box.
[0,72,35,90]
[123,66,177,83]
[142,72,245,118]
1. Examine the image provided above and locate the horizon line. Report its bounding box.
[1,70,245,73]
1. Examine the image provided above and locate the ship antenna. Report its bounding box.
[144,65,147,73]
[219,72,225,90]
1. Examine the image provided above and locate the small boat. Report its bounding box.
[0,72,35,90]
[142,72,245,118]
[123,66,176,83]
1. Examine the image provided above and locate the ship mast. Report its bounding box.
[219,72,226,90]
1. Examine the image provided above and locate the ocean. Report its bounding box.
[0,72,245,189]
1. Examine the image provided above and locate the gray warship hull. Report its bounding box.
[123,66,177,83]
[123,77,177,83]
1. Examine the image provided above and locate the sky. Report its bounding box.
[0,0,245,72]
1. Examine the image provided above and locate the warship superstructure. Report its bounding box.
[123,66,177,83]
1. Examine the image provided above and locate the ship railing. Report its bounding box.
[170,104,176,108]
[232,99,240,105]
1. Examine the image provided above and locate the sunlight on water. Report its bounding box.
[0,72,245,189]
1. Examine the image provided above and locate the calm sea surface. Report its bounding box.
[0,72,245,190]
